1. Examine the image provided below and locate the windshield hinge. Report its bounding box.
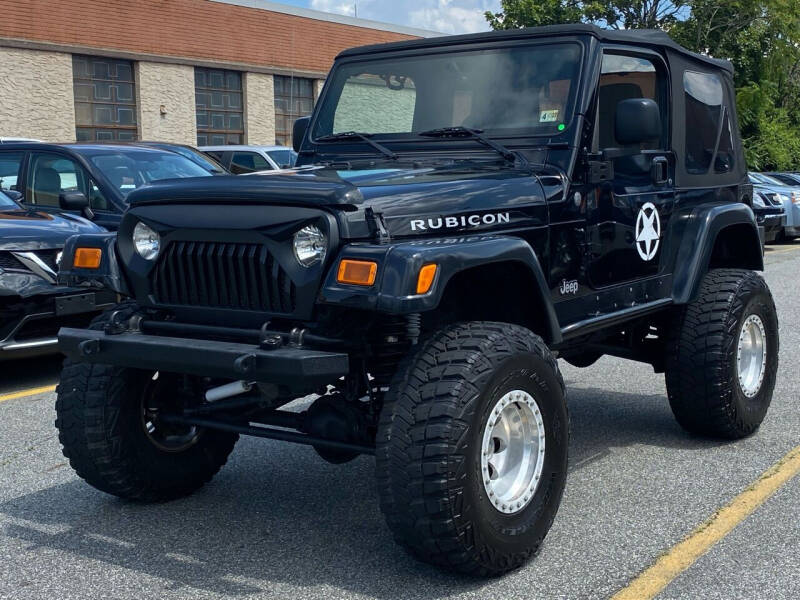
[365,207,390,242]
[583,150,614,184]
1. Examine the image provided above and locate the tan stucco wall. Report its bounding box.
[244,72,275,145]
[0,47,76,141]
[135,62,196,144]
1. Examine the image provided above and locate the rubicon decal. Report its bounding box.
[410,212,510,231]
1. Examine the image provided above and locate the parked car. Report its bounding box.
[0,142,214,230]
[57,25,778,575]
[0,137,41,143]
[199,145,297,174]
[0,189,115,359]
[134,142,228,175]
[748,172,800,240]
[752,190,785,243]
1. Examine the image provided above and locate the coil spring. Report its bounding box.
[368,315,419,387]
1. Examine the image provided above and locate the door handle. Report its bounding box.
[651,156,669,185]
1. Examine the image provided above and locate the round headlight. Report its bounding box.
[293,225,327,267]
[133,221,160,260]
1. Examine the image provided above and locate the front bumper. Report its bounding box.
[58,328,350,393]
[0,291,116,359]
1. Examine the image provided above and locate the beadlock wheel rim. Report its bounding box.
[480,389,546,515]
[737,314,767,398]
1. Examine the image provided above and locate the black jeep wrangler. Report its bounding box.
[55,25,778,575]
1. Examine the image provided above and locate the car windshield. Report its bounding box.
[88,149,212,198]
[0,189,18,209]
[750,172,784,186]
[312,43,582,141]
[266,149,297,168]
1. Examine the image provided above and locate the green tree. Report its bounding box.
[486,1,687,30]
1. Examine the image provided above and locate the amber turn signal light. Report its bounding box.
[337,259,377,286]
[416,264,438,294]
[73,248,102,269]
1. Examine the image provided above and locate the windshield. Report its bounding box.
[0,189,18,209]
[266,149,297,168]
[750,172,785,186]
[88,150,212,198]
[312,43,582,141]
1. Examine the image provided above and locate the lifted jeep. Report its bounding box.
[56,24,778,576]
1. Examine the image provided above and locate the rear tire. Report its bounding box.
[665,269,779,439]
[55,309,238,502]
[376,322,568,575]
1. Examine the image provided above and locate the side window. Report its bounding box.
[204,150,225,162]
[230,151,270,174]
[28,153,88,207]
[683,71,733,174]
[597,54,666,150]
[0,152,24,193]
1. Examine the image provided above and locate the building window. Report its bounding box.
[195,68,244,145]
[73,56,137,141]
[274,76,314,147]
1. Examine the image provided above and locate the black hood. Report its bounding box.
[126,164,556,239]
[0,208,104,251]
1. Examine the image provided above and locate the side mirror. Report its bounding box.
[292,116,310,152]
[615,98,661,145]
[59,191,94,220]
[4,189,22,202]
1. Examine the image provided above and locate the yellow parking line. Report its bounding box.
[612,444,800,600]
[765,245,800,254]
[0,385,57,404]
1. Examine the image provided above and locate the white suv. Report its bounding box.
[199,145,297,174]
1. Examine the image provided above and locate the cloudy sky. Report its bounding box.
[273,0,502,34]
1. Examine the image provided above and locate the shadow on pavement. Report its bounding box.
[0,354,63,395]
[0,383,730,598]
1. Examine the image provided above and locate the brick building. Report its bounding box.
[0,0,435,146]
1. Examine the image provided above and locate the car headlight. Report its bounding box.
[293,225,327,267]
[777,194,789,204]
[752,194,767,208]
[133,221,160,260]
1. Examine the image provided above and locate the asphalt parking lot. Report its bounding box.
[1,243,798,600]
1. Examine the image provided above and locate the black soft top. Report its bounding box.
[337,23,732,74]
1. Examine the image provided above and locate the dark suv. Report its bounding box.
[0,189,115,358]
[54,25,777,576]
[0,143,213,230]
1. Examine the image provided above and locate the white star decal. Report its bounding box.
[635,202,661,261]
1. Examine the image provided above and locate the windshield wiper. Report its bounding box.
[417,126,528,167]
[315,131,398,160]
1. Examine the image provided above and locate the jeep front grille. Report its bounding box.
[152,241,296,313]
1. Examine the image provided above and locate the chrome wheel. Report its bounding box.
[481,389,546,515]
[737,314,767,398]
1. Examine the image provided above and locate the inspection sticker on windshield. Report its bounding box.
[540,109,559,123]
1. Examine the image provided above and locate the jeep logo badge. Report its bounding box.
[635,202,661,261]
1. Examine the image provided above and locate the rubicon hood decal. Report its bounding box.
[409,212,511,231]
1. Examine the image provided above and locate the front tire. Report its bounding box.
[376,322,569,575]
[665,269,779,438]
[56,363,238,502]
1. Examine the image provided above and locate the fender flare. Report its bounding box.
[671,203,763,304]
[57,233,130,296]
[319,235,562,344]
